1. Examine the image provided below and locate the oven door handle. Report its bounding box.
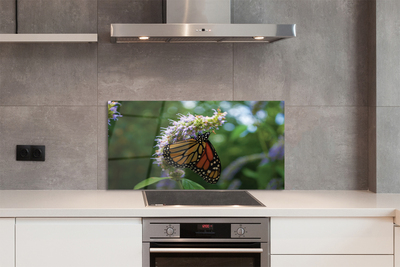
[149,248,263,253]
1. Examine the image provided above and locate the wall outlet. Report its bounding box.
[16,145,45,161]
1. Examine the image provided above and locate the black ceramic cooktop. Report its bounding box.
[143,191,264,206]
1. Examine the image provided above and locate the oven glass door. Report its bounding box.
[149,242,263,267]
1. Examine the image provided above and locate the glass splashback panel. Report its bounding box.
[108,101,284,190]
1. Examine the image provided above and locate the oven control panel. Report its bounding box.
[231,223,262,238]
[148,223,181,238]
[143,218,269,241]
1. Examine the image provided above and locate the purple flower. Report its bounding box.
[260,157,270,165]
[266,178,284,190]
[268,137,284,161]
[108,101,122,126]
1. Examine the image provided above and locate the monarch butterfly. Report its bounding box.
[163,132,221,184]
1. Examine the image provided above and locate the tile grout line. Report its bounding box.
[96,3,98,190]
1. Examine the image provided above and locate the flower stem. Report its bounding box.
[176,179,184,189]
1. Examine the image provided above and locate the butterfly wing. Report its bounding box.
[189,140,221,184]
[163,138,205,169]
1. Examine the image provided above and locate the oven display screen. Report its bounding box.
[180,223,230,238]
[198,224,214,231]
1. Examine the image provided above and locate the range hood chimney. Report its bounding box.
[110,0,296,43]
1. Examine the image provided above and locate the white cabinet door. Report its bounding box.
[271,255,393,267]
[16,218,142,267]
[0,218,15,267]
[396,226,400,267]
[271,217,393,254]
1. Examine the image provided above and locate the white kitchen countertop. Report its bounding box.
[0,190,399,224]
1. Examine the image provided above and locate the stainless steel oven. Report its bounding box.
[142,217,269,267]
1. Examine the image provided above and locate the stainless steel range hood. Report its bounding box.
[110,0,296,44]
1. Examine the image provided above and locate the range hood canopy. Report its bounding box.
[110,0,296,44]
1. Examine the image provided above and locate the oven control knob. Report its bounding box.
[166,227,175,236]
[237,227,245,236]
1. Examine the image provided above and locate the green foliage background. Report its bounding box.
[108,101,284,190]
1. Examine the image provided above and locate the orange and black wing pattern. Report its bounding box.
[162,132,221,184]
[162,137,205,169]
[189,140,221,184]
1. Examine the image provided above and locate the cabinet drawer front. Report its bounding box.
[271,217,393,254]
[0,218,15,267]
[16,218,142,267]
[271,255,393,267]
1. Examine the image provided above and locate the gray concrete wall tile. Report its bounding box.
[376,0,400,106]
[0,106,97,190]
[98,43,234,104]
[0,43,97,106]
[17,0,97,33]
[368,0,376,108]
[0,0,16,33]
[233,0,373,106]
[233,43,289,101]
[368,106,377,192]
[285,106,368,190]
[373,0,400,192]
[376,107,400,193]
[98,106,108,189]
